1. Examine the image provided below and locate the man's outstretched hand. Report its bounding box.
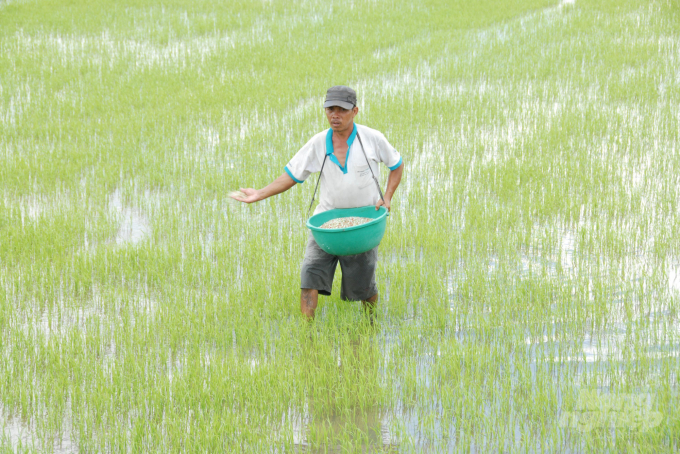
[229,173,297,205]
[229,188,260,204]
[375,196,391,212]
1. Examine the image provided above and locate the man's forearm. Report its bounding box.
[384,164,403,200]
[256,173,297,201]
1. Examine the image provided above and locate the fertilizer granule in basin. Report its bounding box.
[319,217,374,229]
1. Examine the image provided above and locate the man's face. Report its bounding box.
[325,105,358,134]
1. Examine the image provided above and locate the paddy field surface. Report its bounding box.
[1,0,679,452]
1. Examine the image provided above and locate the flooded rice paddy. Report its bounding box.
[1,0,679,452]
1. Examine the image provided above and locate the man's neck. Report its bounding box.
[332,122,355,142]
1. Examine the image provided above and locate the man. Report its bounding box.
[230,86,404,319]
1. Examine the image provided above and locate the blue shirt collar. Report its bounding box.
[325,123,357,155]
[325,123,357,174]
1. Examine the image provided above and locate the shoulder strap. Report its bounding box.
[307,154,328,219]
[356,130,386,204]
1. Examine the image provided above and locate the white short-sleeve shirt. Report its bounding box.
[285,123,403,215]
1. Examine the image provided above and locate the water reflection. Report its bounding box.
[293,335,399,452]
[293,406,396,453]
[0,402,76,454]
[109,189,151,245]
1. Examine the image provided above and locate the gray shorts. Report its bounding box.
[300,235,379,301]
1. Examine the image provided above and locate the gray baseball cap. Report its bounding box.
[323,85,357,109]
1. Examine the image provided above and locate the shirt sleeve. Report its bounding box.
[374,131,403,171]
[284,135,324,183]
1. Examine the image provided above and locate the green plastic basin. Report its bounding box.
[306,206,389,256]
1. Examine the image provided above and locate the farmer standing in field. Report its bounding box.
[230,86,404,319]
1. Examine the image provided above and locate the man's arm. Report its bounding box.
[230,172,297,204]
[376,162,403,211]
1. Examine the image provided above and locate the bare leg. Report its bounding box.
[362,293,378,323]
[301,289,318,319]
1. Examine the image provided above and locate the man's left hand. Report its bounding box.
[375,196,391,212]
